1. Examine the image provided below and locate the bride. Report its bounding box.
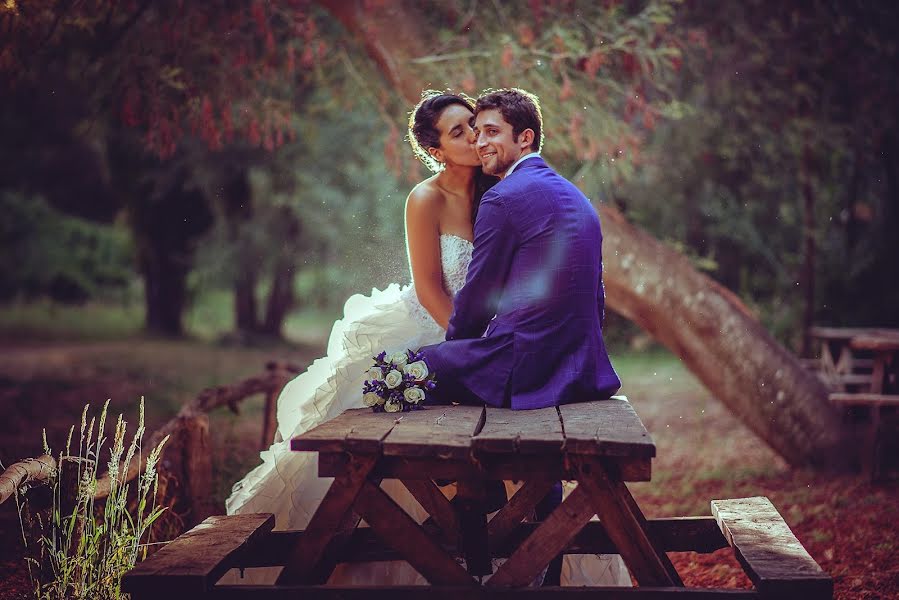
[226,91,630,587]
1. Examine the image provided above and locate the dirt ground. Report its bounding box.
[0,340,896,599]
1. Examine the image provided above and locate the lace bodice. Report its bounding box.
[402,234,473,330]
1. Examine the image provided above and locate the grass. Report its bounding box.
[0,295,340,346]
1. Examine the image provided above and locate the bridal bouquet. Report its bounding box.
[362,349,436,413]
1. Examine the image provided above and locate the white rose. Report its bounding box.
[384,369,403,389]
[388,351,409,368]
[366,367,384,382]
[403,387,426,404]
[403,360,429,381]
[362,392,383,407]
[384,398,402,413]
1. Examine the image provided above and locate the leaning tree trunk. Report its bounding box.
[320,0,846,467]
[599,206,845,467]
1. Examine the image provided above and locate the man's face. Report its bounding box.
[474,108,530,177]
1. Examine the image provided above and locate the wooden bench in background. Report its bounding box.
[808,326,899,480]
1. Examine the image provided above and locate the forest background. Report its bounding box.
[2,0,896,350]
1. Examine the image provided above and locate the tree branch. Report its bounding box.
[0,455,56,505]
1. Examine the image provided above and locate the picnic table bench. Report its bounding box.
[123,397,831,598]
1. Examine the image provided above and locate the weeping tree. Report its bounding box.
[318,0,846,467]
[1,0,851,465]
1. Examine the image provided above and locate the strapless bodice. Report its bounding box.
[402,234,473,331]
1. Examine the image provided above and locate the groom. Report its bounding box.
[421,87,620,409]
[420,88,621,585]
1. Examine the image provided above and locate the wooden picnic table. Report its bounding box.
[123,397,832,598]
[811,327,899,480]
[849,330,899,394]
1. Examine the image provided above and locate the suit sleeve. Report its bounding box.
[446,191,518,340]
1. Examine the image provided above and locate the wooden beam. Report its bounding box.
[276,454,376,584]
[711,497,832,599]
[487,483,597,587]
[317,453,651,483]
[208,585,760,599]
[231,517,729,568]
[571,456,678,587]
[353,479,475,586]
[121,513,275,596]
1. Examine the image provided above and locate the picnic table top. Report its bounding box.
[849,331,899,351]
[290,396,655,461]
[810,326,899,341]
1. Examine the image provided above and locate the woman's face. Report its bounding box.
[431,104,480,168]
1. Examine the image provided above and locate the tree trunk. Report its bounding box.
[234,269,259,333]
[261,206,301,338]
[800,144,817,357]
[321,0,847,467]
[599,206,845,467]
[140,245,189,336]
[222,167,260,336]
[261,259,295,338]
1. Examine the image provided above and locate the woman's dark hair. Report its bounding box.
[408,90,475,172]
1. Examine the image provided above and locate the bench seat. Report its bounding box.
[122,513,274,597]
[711,497,832,599]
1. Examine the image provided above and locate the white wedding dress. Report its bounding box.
[225,234,631,587]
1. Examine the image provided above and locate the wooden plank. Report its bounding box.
[850,332,899,351]
[290,408,400,454]
[121,513,274,595]
[829,393,899,406]
[318,452,651,482]
[232,516,730,568]
[487,482,597,587]
[276,454,376,584]
[353,479,476,586]
[208,585,761,599]
[487,478,556,546]
[559,397,656,458]
[711,497,833,599]
[473,406,564,454]
[809,326,892,340]
[401,478,459,544]
[572,456,677,587]
[381,405,484,460]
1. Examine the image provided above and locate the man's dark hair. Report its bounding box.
[474,88,543,152]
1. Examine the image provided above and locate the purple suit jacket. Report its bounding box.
[421,156,620,409]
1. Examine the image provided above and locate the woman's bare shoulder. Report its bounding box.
[406,176,446,209]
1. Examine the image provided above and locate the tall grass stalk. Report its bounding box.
[20,399,169,600]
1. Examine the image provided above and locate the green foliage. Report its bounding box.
[0,192,135,304]
[18,400,169,600]
[614,0,899,338]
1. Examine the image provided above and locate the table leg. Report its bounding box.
[401,479,459,545]
[276,454,377,584]
[487,478,556,547]
[354,479,475,585]
[487,483,597,587]
[572,455,680,587]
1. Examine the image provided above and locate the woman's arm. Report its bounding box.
[405,185,454,330]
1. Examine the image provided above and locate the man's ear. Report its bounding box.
[518,128,535,150]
